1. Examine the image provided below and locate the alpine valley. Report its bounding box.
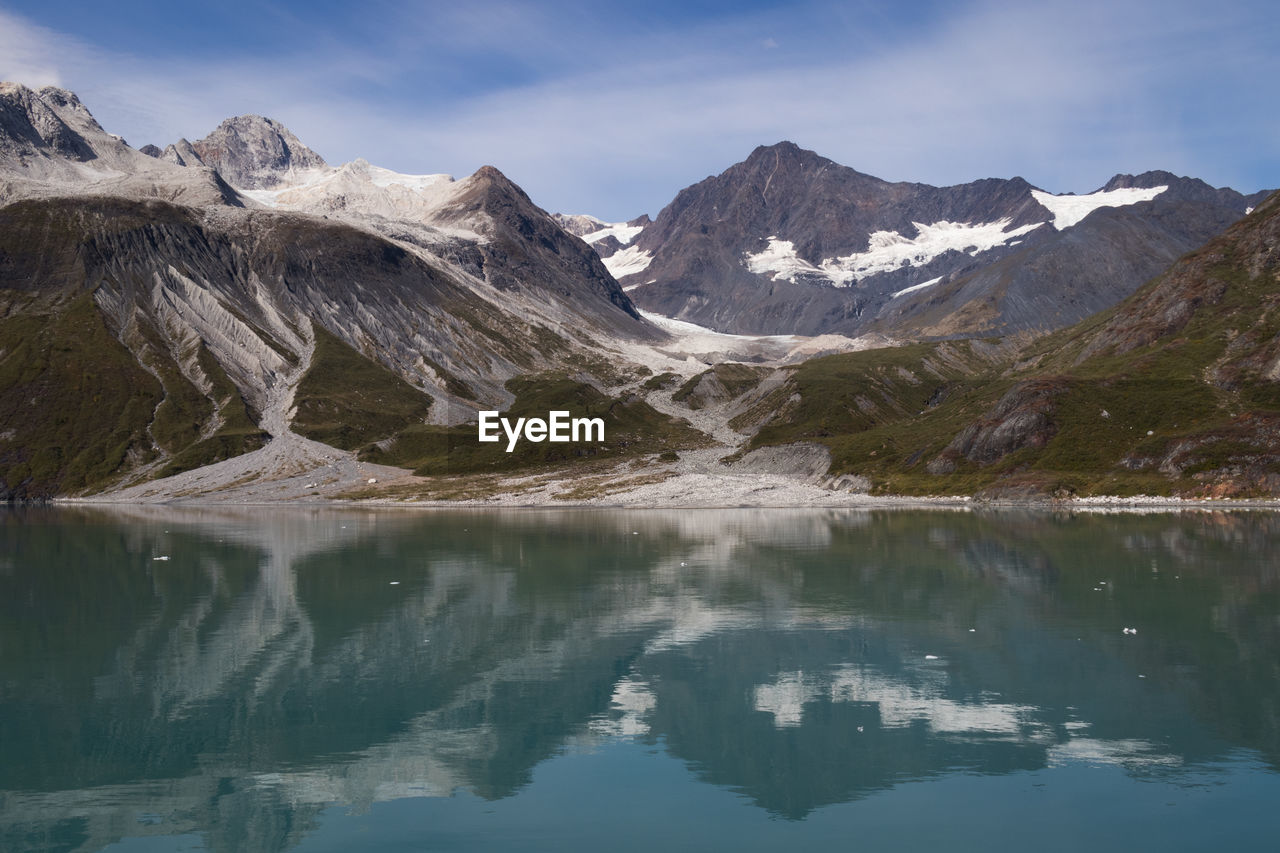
[1,83,1276,503]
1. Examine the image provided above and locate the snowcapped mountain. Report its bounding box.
[0,83,669,499]
[148,116,648,330]
[0,83,242,207]
[607,141,1269,337]
[149,114,328,189]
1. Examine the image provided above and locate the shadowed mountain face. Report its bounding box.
[2,506,1278,850]
[619,142,1267,337]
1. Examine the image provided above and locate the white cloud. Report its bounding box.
[0,11,67,87]
[0,0,1275,220]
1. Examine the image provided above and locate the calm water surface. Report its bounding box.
[2,506,1279,852]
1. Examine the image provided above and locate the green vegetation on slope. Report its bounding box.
[745,193,1280,497]
[672,363,771,410]
[291,325,434,450]
[0,294,162,497]
[362,373,712,476]
[0,292,271,494]
[153,345,269,478]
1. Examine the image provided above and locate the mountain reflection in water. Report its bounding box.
[2,506,1278,852]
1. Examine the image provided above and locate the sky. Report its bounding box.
[1,0,1276,220]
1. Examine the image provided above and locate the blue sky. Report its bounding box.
[2,0,1276,219]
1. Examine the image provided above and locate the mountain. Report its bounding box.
[734,189,1280,498]
[3,83,1276,503]
[613,142,1268,337]
[142,114,328,191]
[0,83,679,500]
[162,119,647,334]
[0,82,242,208]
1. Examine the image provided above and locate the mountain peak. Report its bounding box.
[0,80,98,162]
[471,164,511,184]
[1101,170,1261,211]
[463,165,534,205]
[745,140,827,167]
[752,140,803,155]
[189,114,327,190]
[1102,170,1184,191]
[35,85,85,110]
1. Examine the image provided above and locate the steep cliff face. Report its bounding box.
[618,142,1264,338]
[178,114,329,189]
[427,166,646,328]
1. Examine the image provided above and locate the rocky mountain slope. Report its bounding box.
[142,113,329,194]
[610,142,1268,338]
[736,189,1280,498]
[0,82,243,208]
[0,84,682,500]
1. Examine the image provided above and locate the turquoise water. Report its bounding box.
[2,506,1279,852]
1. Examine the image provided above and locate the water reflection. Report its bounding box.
[1,506,1279,850]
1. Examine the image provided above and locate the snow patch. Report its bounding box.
[241,159,462,225]
[639,309,793,342]
[745,218,1043,287]
[624,309,894,380]
[1031,185,1167,230]
[239,167,331,207]
[892,276,943,299]
[360,161,453,191]
[582,220,645,246]
[603,245,653,278]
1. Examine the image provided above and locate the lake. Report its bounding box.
[2,505,1279,852]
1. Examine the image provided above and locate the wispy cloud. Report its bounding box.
[1,1,1276,218]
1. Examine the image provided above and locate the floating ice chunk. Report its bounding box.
[925,654,940,660]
